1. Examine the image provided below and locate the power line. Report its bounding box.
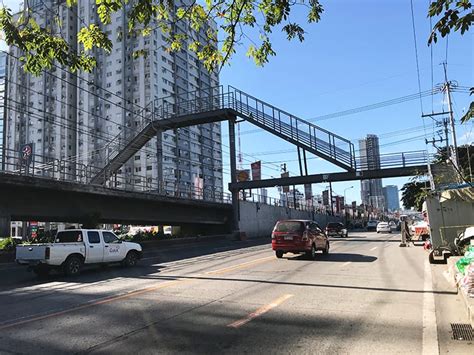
[410,0,424,114]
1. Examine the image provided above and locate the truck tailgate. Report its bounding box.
[16,245,48,262]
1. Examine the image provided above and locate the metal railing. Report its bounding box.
[153,85,356,170]
[0,146,229,204]
[357,150,430,170]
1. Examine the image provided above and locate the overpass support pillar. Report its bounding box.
[0,214,11,238]
[228,118,240,235]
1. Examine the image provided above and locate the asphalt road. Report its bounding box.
[0,232,472,354]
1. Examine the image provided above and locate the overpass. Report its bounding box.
[0,86,432,236]
[0,172,233,237]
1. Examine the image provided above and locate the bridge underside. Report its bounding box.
[0,173,232,230]
[229,165,429,190]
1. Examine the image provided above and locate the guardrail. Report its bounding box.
[356,150,429,170]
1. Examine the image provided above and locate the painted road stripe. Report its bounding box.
[0,254,276,330]
[227,294,293,328]
[340,261,351,268]
[422,261,439,355]
[0,279,191,331]
[206,256,274,275]
[370,247,377,251]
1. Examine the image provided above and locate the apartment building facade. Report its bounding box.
[5,0,223,199]
[359,134,384,210]
[0,51,6,169]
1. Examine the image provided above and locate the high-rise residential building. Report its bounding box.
[383,185,400,211]
[5,0,223,198]
[0,51,6,169]
[359,134,384,209]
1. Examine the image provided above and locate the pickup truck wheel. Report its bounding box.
[63,256,82,276]
[123,251,139,267]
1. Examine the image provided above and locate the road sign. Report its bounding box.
[20,143,34,166]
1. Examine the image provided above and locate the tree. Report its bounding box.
[401,179,429,211]
[428,0,473,123]
[433,144,474,181]
[0,0,324,75]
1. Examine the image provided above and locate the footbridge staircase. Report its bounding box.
[90,86,357,185]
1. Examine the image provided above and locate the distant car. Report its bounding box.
[376,222,392,233]
[325,222,348,238]
[271,220,329,259]
[367,220,378,231]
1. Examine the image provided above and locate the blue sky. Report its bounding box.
[1,0,472,206]
[219,0,473,205]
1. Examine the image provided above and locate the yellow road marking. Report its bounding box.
[206,256,275,275]
[0,279,191,331]
[227,294,294,328]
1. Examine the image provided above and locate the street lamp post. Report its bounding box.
[344,186,354,225]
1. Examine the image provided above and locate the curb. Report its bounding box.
[458,286,474,328]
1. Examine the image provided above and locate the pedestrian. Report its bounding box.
[399,216,411,247]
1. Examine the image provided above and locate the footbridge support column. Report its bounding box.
[0,211,11,238]
[228,118,240,237]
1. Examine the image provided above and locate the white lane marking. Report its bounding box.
[340,261,351,267]
[422,261,439,355]
[370,247,377,251]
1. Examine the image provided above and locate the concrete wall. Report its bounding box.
[238,201,342,238]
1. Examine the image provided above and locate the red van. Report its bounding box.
[271,219,329,259]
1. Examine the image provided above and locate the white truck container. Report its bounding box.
[16,229,142,276]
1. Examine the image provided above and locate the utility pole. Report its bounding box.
[281,163,288,207]
[442,62,460,178]
[329,181,334,216]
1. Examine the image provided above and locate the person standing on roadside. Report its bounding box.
[400,216,411,247]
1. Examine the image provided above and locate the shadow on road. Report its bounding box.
[334,238,400,243]
[285,253,377,263]
[137,274,457,296]
[0,238,270,290]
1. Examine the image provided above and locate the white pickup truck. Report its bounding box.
[16,229,142,277]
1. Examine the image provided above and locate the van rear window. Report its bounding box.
[275,222,304,233]
[56,231,83,243]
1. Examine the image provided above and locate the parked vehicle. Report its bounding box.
[271,220,329,259]
[367,220,378,231]
[411,220,430,241]
[325,222,348,238]
[16,229,142,277]
[376,222,392,233]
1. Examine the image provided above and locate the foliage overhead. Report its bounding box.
[433,144,474,181]
[427,0,472,44]
[401,179,429,211]
[0,0,324,75]
[428,0,473,123]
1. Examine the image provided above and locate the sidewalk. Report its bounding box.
[431,260,474,353]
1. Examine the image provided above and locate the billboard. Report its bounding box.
[251,161,261,181]
[193,177,204,199]
[236,169,250,182]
